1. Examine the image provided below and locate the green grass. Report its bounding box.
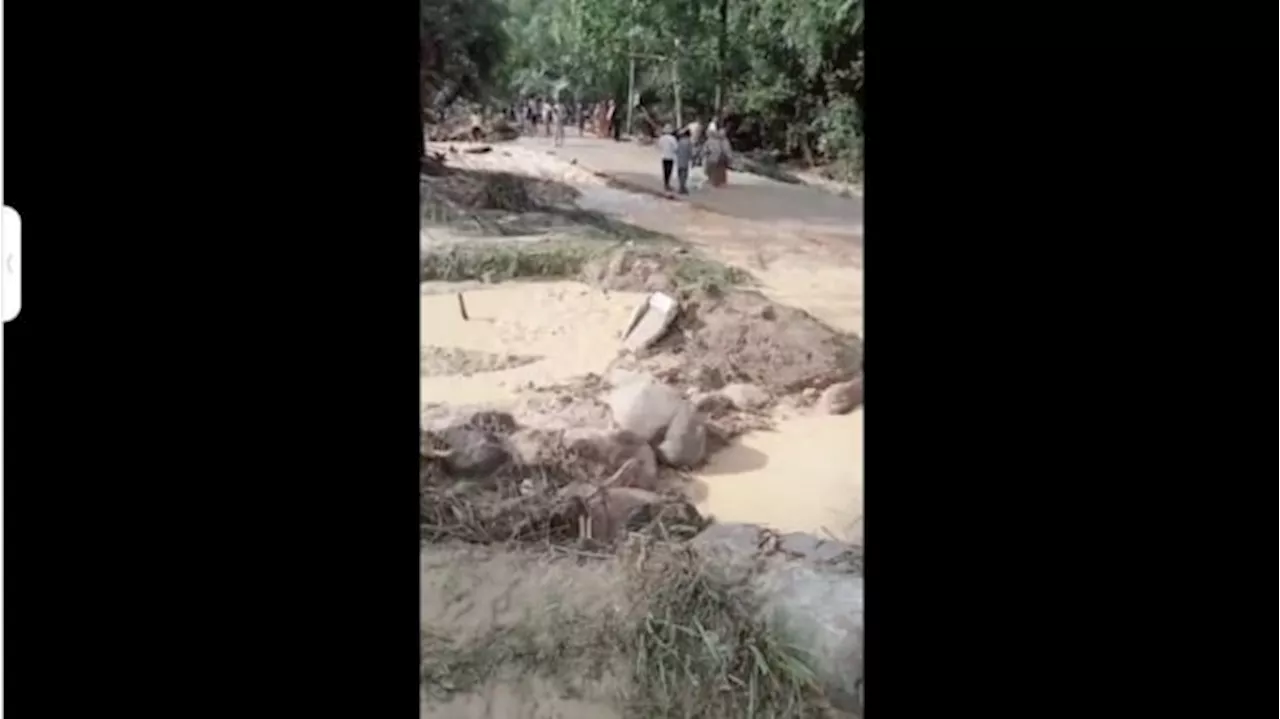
[420,242,601,283]
[419,543,836,719]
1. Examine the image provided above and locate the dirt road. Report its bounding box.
[515,134,863,233]
[444,136,864,336]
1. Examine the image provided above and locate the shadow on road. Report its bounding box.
[604,170,863,229]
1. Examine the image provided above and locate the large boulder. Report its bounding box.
[817,377,864,415]
[607,377,685,443]
[656,401,707,467]
[438,426,510,477]
[691,523,864,714]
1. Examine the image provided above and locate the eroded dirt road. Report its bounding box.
[426,137,864,543]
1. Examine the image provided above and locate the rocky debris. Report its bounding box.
[565,428,659,490]
[817,377,864,415]
[507,427,563,467]
[719,382,770,411]
[610,288,863,397]
[622,292,680,352]
[606,377,685,443]
[656,401,707,467]
[438,426,511,478]
[420,406,520,481]
[559,484,666,543]
[691,522,864,714]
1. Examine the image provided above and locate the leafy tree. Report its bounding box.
[420,0,508,157]
[491,0,864,179]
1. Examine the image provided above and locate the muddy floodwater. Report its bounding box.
[421,282,863,541]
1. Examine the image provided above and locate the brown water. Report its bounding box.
[421,282,863,541]
[692,411,863,543]
[420,282,646,407]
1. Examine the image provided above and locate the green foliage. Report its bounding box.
[418,0,864,179]
[491,0,865,179]
[421,0,509,112]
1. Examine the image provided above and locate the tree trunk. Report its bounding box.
[715,0,728,120]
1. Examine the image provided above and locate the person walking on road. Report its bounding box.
[687,118,704,167]
[552,101,566,146]
[703,127,733,188]
[675,127,693,194]
[657,124,678,192]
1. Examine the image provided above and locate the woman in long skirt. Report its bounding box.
[703,129,732,187]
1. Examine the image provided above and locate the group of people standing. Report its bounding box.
[656,120,733,194]
[519,97,569,146]
[515,98,627,146]
[509,96,733,195]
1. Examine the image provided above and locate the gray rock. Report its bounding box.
[607,378,685,443]
[691,523,864,714]
[656,401,707,467]
[507,427,561,467]
[558,485,665,543]
[621,292,680,352]
[817,377,864,415]
[756,565,863,713]
[565,427,659,490]
[440,426,510,477]
[720,382,770,411]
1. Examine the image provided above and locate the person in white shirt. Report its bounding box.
[657,124,678,191]
[552,102,566,146]
[687,119,704,166]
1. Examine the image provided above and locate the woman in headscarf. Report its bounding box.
[703,128,733,187]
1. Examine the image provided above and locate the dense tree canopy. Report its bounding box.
[420,0,863,178]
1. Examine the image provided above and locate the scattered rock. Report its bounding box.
[656,401,707,467]
[559,485,665,543]
[507,427,562,467]
[817,377,863,415]
[462,145,492,154]
[607,378,685,443]
[621,292,680,352]
[439,426,510,477]
[420,405,519,436]
[612,286,864,396]
[720,382,770,411]
[565,428,659,490]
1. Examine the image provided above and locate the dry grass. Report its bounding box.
[419,538,842,719]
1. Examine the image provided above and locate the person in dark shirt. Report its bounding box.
[675,128,694,194]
